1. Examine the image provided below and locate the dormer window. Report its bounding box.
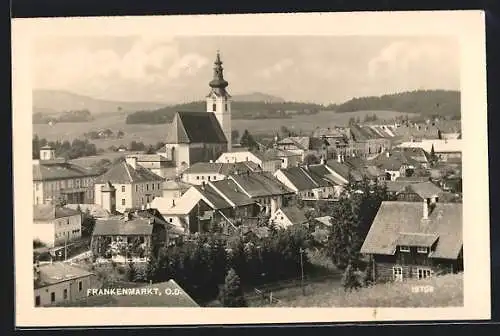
[417,247,428,254]
[399,245,410,253]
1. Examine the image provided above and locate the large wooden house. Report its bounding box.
[360,199,463,282]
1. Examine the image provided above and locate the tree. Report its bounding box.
[342,263,362,292]
[117,130,125,139]
[81,209,96,237]
[363,257,376,286]
[303,153,320,165]
[326,195,361,270]
[240,130,258,151]
[219,268,247,307]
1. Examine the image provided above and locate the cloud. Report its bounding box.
[256,58,294,78]
[367,39,460,89]
[167,53,209,79]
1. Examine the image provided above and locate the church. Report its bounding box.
[159,51,232,172]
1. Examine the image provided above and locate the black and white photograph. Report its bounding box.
[12,11,490,326]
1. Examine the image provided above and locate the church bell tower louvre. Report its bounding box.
[206,50,232,152]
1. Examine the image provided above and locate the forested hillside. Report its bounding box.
[125,101,324,124]
[334,90,460,118]
[33,109,94,124]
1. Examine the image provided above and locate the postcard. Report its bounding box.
[12,10,490,327]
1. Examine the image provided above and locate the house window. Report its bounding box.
[152,184,155,190]
[399,246,410,253]
[36,183,39,191]
[121,186,125,192]
[158,183,161,189]
[146,184,149,191]
[50,292,55,302]
[78,281,83,291]
[63,289,68,299]
[208,176,211,180]
[121,199,125,206]
[201,176,205,180]
[393,266,403,281]
[213,103,217,112]
[169,218,172,223]
[225,103,228,111]
[135,185,138,192]
[35,295,40,307]
[417,268,432,280]
[417,247,428,254]
[196,176,200,180]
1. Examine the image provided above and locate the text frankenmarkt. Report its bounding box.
[87,287,182,296]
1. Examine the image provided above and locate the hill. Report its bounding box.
[231,92,285,103]
[125,100,324,124]
[32,89,168,115]
[334,90,460,118]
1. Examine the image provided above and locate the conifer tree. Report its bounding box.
[219,268,247,307]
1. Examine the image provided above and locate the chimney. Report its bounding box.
[125,156,137,169]
[423,199,429,219]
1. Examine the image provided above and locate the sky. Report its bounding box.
[32,35,460,105]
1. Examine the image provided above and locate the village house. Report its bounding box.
[216,148,300,172]
[392,147,432,168]
[397,139,461,162]
[394,181,443,202]
[34,261,97,307]
[273,165,337,200]
[360,199,463,282]
[133,154,177,179]
[180,161,261,185]
[369,150,421,181]
[161,181,253,234]
[33,145,101,205]
[93,156,164,213]
[269,206,308,229]
[347,125,393,157]
[275,136,331,161]
[33,204,82,248]
[90,208,169,261]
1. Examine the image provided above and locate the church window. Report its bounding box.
[213,104,217,112]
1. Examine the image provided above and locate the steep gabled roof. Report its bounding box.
[229,172,294,198]
[182,161,260,175]
[94,161,164,184]
[165,111,227,144]
[279,166,332,191]
[360,201,462,259]
[193,184,233,210]
[404,181,443,199]
[209,179,255,207]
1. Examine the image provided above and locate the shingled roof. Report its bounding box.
[33,205,81,221]
[164,111,227,144]
[280,206,308,224]
[92,216,154,236]
[360,201,462,259]
[229,172,294,198]
[209,179,255,207]
[278,166,332,191]
[94,161,164,184]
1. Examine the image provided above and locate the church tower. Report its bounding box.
[206,51,232,152]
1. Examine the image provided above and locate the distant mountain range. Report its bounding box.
[32,89,286,114]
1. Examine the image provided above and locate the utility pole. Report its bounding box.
[299,247,305,296]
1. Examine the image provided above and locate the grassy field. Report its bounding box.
[256,273,463,308]
[33,110,416,148]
